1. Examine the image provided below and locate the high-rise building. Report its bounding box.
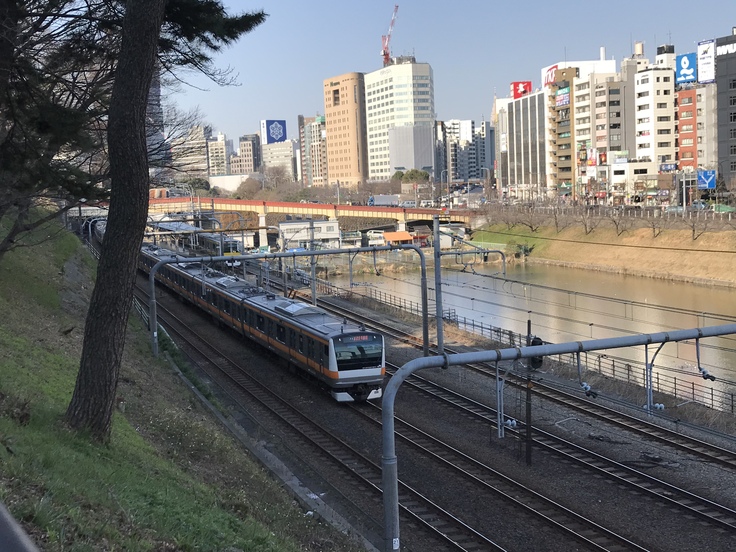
[323,72,368,189]
[444,120,473,183]
[207,132,232,176]
[146,63,170,175]
[540,53,617,199]
[238,134,261,174]
[494,91,547,198]
[261,139,298,182]
[675,84,717,173]
[715,28,736,189]
[364,56,434,181]
[298,115,328,187]
[474,119,495,183]
[634,46,676,166]
[171,125,211,179]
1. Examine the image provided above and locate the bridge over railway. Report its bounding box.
[146,198,481,229]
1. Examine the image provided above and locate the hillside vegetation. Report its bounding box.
[0,225,362,551]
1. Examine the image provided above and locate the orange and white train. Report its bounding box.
[139,244,385,402]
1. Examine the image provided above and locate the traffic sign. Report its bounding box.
[697,170,716,190]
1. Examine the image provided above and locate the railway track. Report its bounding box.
[137,271,736,550]
[382,361,736,534]
[351,401,645,551]
[316,295,736,470]
[134,283,506,551]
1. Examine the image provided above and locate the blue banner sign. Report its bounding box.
[676,53,697,84]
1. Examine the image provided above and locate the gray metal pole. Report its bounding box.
[310,221,317,305]
[433,216,445,355]
[496,362,504,438]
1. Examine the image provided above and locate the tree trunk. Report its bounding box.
[65,0,167,441]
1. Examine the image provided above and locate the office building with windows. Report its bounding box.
[364,56,434,181]
[323,72,368,189]
[716,28,736,188]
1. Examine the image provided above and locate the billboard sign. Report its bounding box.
[511,81,532,99]
[260,119,287,145]
[587,147,597,167]
[612,150,629,164]
[697,40,715,83]
[542,64,558,87]
[675,53,697,84]
[555,86,570,107]
[717,42,736,57]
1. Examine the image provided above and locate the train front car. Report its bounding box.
[328,330,385,402]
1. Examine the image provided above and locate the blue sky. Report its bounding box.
[171,1,734,143]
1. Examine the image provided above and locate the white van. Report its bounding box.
[400,200,417,208]
[420,200,435,208]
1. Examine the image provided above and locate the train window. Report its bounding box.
[298,335,304,353]
[289,329,296,348]
[256,314,265,332]
[334,334,383,371]
[223,300,231,316]
[276,324,286,343]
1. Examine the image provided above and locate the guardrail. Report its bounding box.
[348,286,736,414]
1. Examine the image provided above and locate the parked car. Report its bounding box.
[688,200,708,211]
[664,205,684,214]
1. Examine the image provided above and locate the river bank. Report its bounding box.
[474,224,736,288]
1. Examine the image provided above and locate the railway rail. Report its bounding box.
[133,281,505,551]
[135,263,736,550]
[314,294,736,470]
[380,362,736,534]
[351,401,645,551]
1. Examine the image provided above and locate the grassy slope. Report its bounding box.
[0,225,362,551]
[473,223,736,286]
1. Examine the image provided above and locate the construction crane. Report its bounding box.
[381,4,399,67]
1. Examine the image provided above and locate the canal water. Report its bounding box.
[327,260,736,389]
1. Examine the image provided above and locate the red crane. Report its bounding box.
[381,5,399,67]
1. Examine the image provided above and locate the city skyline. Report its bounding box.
[172,1,734,142]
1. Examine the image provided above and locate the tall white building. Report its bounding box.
[364,56,434,181]
[207,132,232,176]
[299,115,328,187]
[444,120,475,182]
[262,139,298,182]
[474,119,494,181]
[634,45,676,165]
[171,125,211,179]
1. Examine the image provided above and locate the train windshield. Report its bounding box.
[333,333,383,371]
